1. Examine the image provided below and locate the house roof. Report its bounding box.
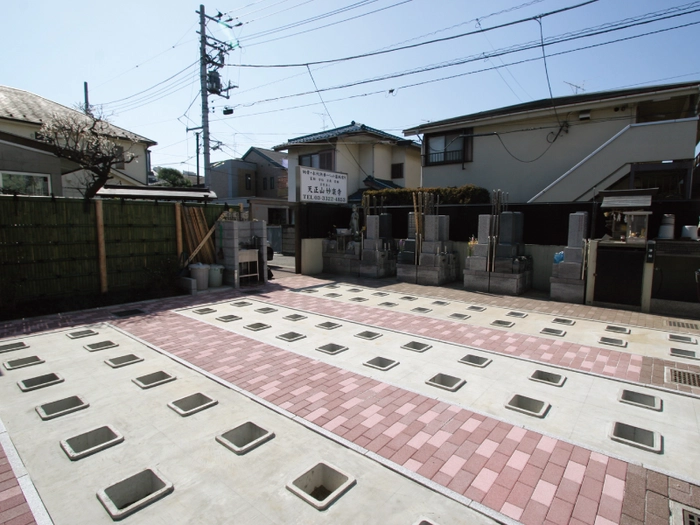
[404,81,700,135]
[241,147,287,169]
[273,121,419,150]
[0,85,156,145]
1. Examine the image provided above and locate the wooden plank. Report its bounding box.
[95,200,108,293]
[185,212,226,266]
[175,203,183,257]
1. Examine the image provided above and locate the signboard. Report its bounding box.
[299,167,347,204]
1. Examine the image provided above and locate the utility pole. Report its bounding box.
[198,4,211,187]
[196,4,238,188]
[83,81,90,115]
[195,131,201,185]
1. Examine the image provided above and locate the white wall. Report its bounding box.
[301,238,323,274]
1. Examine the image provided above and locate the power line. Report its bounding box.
[230,0,599,68]
[99,61,199,106]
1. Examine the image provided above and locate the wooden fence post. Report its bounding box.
[95,200,108,294]
[175,203,183,258]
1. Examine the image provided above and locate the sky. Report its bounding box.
[3,0,699,175]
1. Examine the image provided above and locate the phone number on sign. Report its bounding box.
[303,194,345,202]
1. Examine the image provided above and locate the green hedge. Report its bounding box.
[363,184,490,206]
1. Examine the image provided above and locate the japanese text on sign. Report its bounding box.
[300,168,347,203]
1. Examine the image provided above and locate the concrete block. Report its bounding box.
[417,266,454,286]
[478,215,493,244]
[550,277,585,303]
[423,215,440,241]
[496,244,521,258]
[419,253,446,267]
[494,258,513,274]
[178,277,197,295]
[402,239,416,253]
[489,272,530,295]
[438,215,449,241]
[465,256,487,272]
[557,261,583,280]
[463,270,490,292]
[421,240,453,254]
[362,250,386,265]
[512,258,527,273]
[471,244,489,257]
[568,212,588,248]
[397,263,417,283]
[563,247,583,263]
[365,215,380,239]
[397,251,415,264]
[378,213,392,238]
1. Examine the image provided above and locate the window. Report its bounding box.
[0,172,51,196]
[245,174,251,190]
[114,145,125,169]
[299,150,334,171]
[424,129,472,165]
[270,177,275,190]
[391,163,404,179]
[263,177,268,190]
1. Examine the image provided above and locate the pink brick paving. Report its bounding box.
[252,286,700,396]
[115,310,634,525]
[0,446,36,525]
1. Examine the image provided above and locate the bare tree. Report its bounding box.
[39,109,139,199]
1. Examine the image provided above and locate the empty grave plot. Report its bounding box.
[541,327,566,337]
[605,325,630,335]
[379,302,397,307]
[168,393,217,417]
[132,371,176,389]
[372,292,389,297]
[491,320,514,328]
[507,311,527,318]
[401,341,431,353]
[670,348,698,360]
[105,354,143,369]
[284,314,307,321]
[467,305,486,312]
[400,296,417,301]
[529,370,567,387]
[231,301,252,307]
[4,355,44,370]
[458,354,491,368]
[18,372,64,392]
[355,331,382,340]
[411,307,431,314]
[255,307,277,314]
[432,300,449,306]
[244,323,271,332]
[36,395,89,421]
[67,329,98,339]
[552,317,575,326]
[618,389,662,411]
[363,357,399,371]
[277,332,306,342]
[286,462,356,511]
[599,337,627,348]
[669,334,697,344]
[316,343,348,355]
[0,341,29,353]
[84,340,119,352]
[216,315,241,323]
[316,321,341,330]
[324,293,341,298]
[97,468,174,520]
[610,422,662,453]
[425,373,465,392]
[449,313,470,320]
[349,297,368,302]
[193,308,217,315]
[217,421,274,455]
[505,394,551,418]
[61,425,124,461]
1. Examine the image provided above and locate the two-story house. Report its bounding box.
[273,121,422,203]
[404,82,699,203]
[0,85,156,198]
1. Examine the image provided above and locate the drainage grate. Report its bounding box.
[372,292,389,297]
[0,342,29,354]
[349,297,368,302]
[244,323,270,331]
[316,343,348,355]
[216,315,241,322]
[132,371,176,389]
[168,392,218,417]
[112,309,145,318]
[231,301,252,307]
[667,320,700,330]
[507,311,528,318]
[432,301,449,306]
[347,288,363,293]
[505,394,550,418]
[459,354,492,368]
[379,302,397,307]
[255,307,277,314]
[363,356,399,371]
[36,395,89,421]
[426,373,465,392]
[324,293,341,298]
[284,314,307,321]
[97,468,173,520]
[530,370,566,387]
[541,328,566,337]
[18,372,64,392]
[668,368,700,387]
[61,425,124,461]
[193,308,216,315]
[401,341,431,353]
[316,321,341,330]
[552,318,575,326]
[286,462,356,511]
[467,305,486,312]
[411,307,431,313]
[400,296,418,301]
[277,332,306,342]
[84,341,119,352]
[610,421,662,453]
[618,389,662,411]
[669,334,697,345]
[449,313,471,320]
[217,421,274,455]
[105,354,143,369]
[670,348,698,360]
[606,325,630,335]
[355,331,382,340]
[491,320,515,328]
[599,337,627,348]
[67,329,98,339]
[4,356,44,371]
